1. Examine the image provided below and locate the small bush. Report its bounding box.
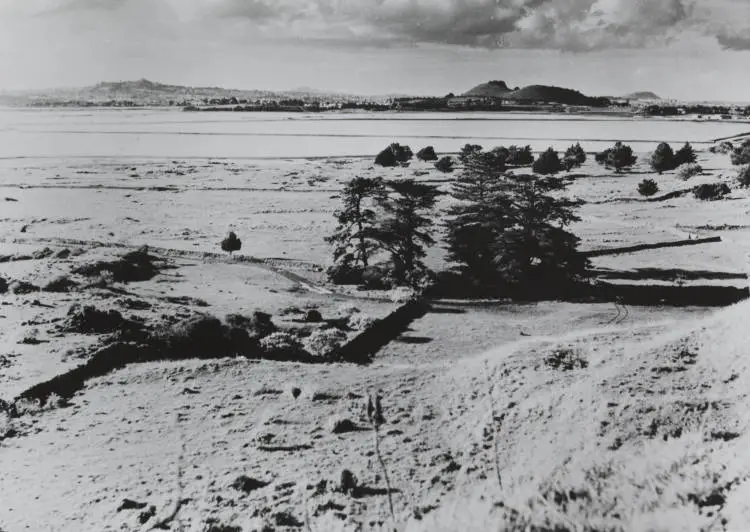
[731,139,750,166]
[221,231,241,255]
[676,163,703,181]
[388,286,418,303]
[737,165,750,188]
[458,144,483,164]
[259,332,306,358]
[375,143,413,167]
[506,145,534,166]
[416,146,438,161]
[650,142,676,173]
[674,142,697,166]
[10,280,38,295]
[564,143,586,169]
[693,183,731,201]
[154,314,260,358]
[304,328,348,357]
[225,311,277,339]
[73,246,159,283]
[43,275,78,293]
[63,304,129,334]
[637,179,659,197]
[532,147,563,175]
[709,141,733,154]
[0,277,7,294]
[434,156,455,173]
[347,312,376,331]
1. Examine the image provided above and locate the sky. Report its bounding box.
[0,0,749,101]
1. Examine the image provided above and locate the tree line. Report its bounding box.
[326,142,591,298]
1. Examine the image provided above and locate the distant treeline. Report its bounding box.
[643,104,750,117]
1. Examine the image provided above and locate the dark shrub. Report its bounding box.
[564,143,586,169]
[434,156,455,173]
[650,142,676,173]
[375,143,413,167]
[693,183,731,201]
[63,304,129,334]
[10,280,38,295]
[221,231,241,255]
[674,142,697,166]
[506,145,534,166]
[596,142,637,172]
[532,147,563,175]
[738,165,750,188]
[0,277,8,294]
[731,139,750,166]
[43,275,78,293]
[304,309,323,323]
[225,311,276,339]
[638,178,659,197]
[458,144,483,164]
[73,246,159,283]
[326,262,364,285]
[155,314,260,359]
[416,146,438,161]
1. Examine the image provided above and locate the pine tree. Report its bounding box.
[532,147,563,175]
[506,145,534,166]
[597,142,637,172]
[650,142,676,173]
[325,177,386,283]
[674,142,697,166]
[493,174,587,291]
[445,151,513,284]
[371,179,440,287]
[563,143,586,170]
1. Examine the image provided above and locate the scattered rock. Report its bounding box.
[328,417,359,434]
[231,475,269,494]
[117,499,148,512]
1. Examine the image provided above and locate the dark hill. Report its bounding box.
[462,81,610,107]
[463,80,512,98]
[623,91,661,101]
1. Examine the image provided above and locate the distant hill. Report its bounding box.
[462,82,609,106]
[463,80,512,98]
[623,91,662,101]
[0,79,373,106]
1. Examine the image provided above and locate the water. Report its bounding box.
[0,108,748,160]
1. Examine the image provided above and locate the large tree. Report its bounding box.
[674,142,697,166]
[446,149,588,295]
[597,141,637,173]
[325,177,386,283]
[371,179,441,287]
[651,142,676,174]
[445,151,513,285]
[494,174,587,291]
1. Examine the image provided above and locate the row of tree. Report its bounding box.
[327,145,588,295]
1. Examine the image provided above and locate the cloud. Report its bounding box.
[6,0,748,54]
[717,31,750,51]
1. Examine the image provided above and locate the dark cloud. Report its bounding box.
[717,31,750,51]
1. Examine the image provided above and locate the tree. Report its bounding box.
[434,156,455,173]
[638,178,659,197]
[325,177,387,283]
[563,143,587,170]
[371,179,440,287]
[674,142,697,166]
[493,174,587,292]
[731,139,750,166]
[650,142,676,174]
[446,148,587,295]
[459,144,483,164]
[597,142,637,172]
[737,165,750,188]
[416,146,438,161]
[375,143,413,167]
[221,231,242,256]
[532,147,563,175]
[445,151,513,285]
[506,145,534,166]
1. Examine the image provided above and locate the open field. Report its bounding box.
[2,109,750,531]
